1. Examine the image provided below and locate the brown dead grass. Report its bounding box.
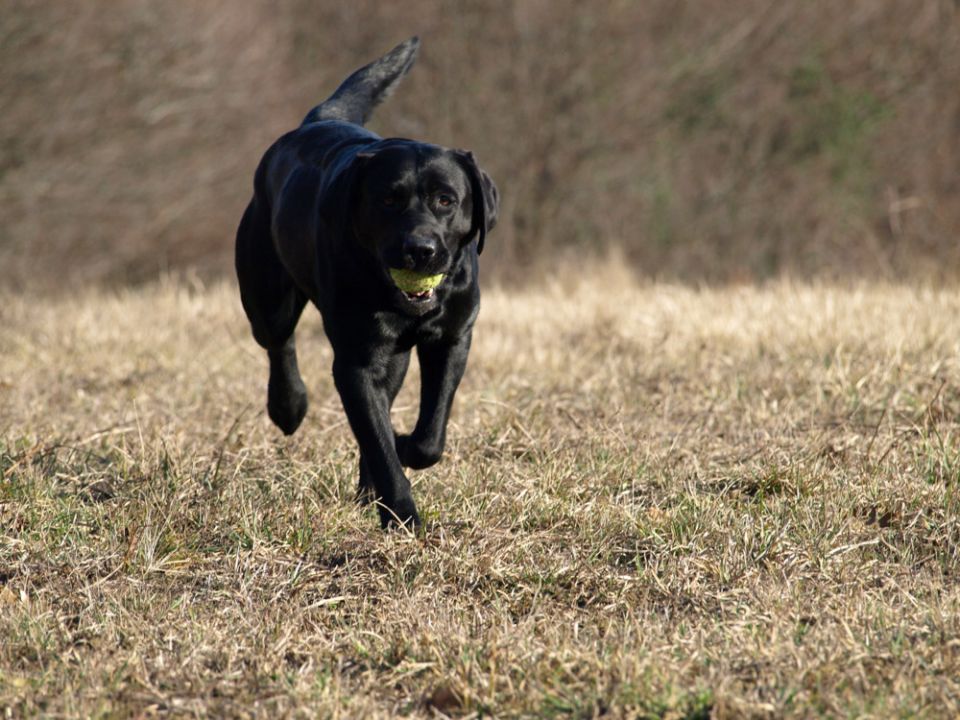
[2,264,960,717]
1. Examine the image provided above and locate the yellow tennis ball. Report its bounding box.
[389,269,444,293]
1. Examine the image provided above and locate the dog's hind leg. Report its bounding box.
[236,198,309,435]
[266,337,308,436]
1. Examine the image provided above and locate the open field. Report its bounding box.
[2,266,960,717]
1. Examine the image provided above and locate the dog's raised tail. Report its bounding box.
[301,37,420,127]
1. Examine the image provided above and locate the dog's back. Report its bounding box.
[239,38,421,300]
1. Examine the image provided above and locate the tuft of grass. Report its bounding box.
[2,265,960,716]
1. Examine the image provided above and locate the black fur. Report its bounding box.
[236,38,498,528]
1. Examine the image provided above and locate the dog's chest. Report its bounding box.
[388,309,452,350]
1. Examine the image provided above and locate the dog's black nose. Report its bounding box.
[402,237,437,267]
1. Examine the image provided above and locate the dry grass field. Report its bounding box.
[2,265,960,717]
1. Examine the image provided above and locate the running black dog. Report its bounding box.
[235,38,498,528]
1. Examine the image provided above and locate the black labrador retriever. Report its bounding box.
[235,38,498,528]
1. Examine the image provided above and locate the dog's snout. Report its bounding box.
[402,236,437,267]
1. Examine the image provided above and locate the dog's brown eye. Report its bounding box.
[437,194,454,207]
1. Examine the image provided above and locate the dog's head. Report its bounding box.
[321,140,498,315]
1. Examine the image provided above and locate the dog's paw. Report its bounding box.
[395,434,443,469]
[378,495,421,531]
[267,377,308,435]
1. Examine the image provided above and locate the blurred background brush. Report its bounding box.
[2,0,959,292]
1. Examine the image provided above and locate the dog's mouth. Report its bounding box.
[389,268,444,303]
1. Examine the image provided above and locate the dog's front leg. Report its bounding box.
[397,332,472,470]
[333,358,419,528]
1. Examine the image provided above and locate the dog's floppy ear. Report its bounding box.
[317,151,375,241]
[455,150,499,255]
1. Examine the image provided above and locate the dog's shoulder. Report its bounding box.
[255,121,381,205]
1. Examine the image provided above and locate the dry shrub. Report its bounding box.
[2,0,960,290]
